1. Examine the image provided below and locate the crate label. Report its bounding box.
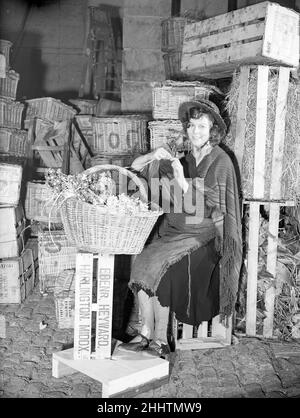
[0,261,21,303]
[73,253,93,360]
[95,255,114,359]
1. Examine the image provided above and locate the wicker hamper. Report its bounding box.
[0,128,29,157]
[25,181,62,224]
[0,70,19,100]
[26,97,77,123]
[38,230,77,294]
[91,115,148,155]
[148,120,184,150]
[0,40,12,68]
[54,269,75,329]
[161,17,186,52]
[60,165,163,254]
[0,99,24,129]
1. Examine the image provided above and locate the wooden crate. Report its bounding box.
[0,163,22,206]
[25,181,62,224]
[225,65,299,201]
[0,99,24,129]
[0,249,35,304]
[54,269,75,329]
[0,70,19,100]
[91,115,148,155]
[0,205,26,259]
[243,200,294,338]
[25,97,77,123]
[0,128,29,158]
[38,230,77,294]
[181,2,299,79]
[173,314,232,350]
[25,237,39,283]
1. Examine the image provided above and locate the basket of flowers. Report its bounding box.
[46,165,163,254]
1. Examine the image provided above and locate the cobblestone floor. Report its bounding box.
[1,286,300,398]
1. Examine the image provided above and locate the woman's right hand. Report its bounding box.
[151,147,174,161]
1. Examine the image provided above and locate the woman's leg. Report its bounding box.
[127,289,154,343]
[153,296,169,345]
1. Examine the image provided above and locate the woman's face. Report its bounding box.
[187,114,213,149]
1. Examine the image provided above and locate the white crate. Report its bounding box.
[0,205,26,259]
[0,163,22,206]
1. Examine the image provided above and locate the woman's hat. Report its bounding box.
[178,97,227,134]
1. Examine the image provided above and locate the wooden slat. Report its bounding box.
[246,202,260,336]
[183,23,265,54]
[253,66,268,199]
[197,321,208,338]
[269,67,290,200]
[182,323,193,339]
[234,66,250,170]
[73,252,93,360]
[263,203,280,337]
[95,254,114,360]
[181,40,263,73]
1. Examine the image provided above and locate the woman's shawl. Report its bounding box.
[129,146,242,318]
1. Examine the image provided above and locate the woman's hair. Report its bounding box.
[184,106,223,146]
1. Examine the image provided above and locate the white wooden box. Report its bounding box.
[181,2,299,79]
[0,163,22,206]
[0,205,26,259]
[0,249,34,304]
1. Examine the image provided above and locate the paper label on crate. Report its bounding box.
[95,255,114,360]
[73,253,93,360]
[0,261,21,303]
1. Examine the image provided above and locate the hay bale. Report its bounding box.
[225,66,300,201]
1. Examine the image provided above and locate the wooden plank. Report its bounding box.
[269,67,290,200]
[176,337,230,350]
[52,347,169,398]
[73,252,93,360]
[183,2,269,40]
[183,22,265,54]
[263,203,280,338]
[246,202,260,336]
[95,254,114,360]
[234,66,250,170]
[197,321,208,338]
[253,66,268,199]
[182,323,193,339]
[181,40,263,74]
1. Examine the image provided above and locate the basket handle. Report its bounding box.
[82,164,148,202]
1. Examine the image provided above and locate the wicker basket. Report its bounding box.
[91,115,148,155]
[0,128,29,157]
[0,40,12,68]
[54,269,75,329]
[38,230,77,294]
[60,165,163,254]
[26,97,77,123]
[25,181,62,223]
[163,50,184,80]
[0,99,24,129]
[89,153,137,168]
[152,81,212,120]
[161,17,186,52]
[69,99,98,115]
[0,70,19,100]
[148,120,185,150]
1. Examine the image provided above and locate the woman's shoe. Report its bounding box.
[146,340,170,360]
[118,333,150,352]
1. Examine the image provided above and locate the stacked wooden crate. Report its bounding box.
[176,1,300,339]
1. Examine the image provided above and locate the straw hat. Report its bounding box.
[178,97,227,134]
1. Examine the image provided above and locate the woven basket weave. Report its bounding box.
[148,120,184,150]
[152,81,211,120]
[60,165,163,254]
[0,128,29,157]
[0,99,24,129]
[25,181,62,223]
[161,17,186,52]
[0,40,12,68]
[54,269,75,329]
[26,97,76,123]
[163,50,183,79]
[91,115,148,154]
[0,70,19,100]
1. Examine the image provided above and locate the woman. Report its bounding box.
[119,97,242,359]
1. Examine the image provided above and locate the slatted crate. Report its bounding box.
[25,97,77,123]
[0,204,26,259]
[91,115,148,155]
[0,99,24,129]
[0,249,34,304]
[0,128,29,158]
[38,230,77,294]
[225,65,300,201]
[25,181,62,224]
[0,70,19,100]
[0,163,22,206]
[181,2,299,79]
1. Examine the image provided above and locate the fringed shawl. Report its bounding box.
[129,146,242,318]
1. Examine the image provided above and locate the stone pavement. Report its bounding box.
[1,286,300,398]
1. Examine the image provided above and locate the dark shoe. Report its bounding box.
[146,340,170,360]
[118,333,150,352]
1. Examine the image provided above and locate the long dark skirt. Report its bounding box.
[156,239,220,326]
